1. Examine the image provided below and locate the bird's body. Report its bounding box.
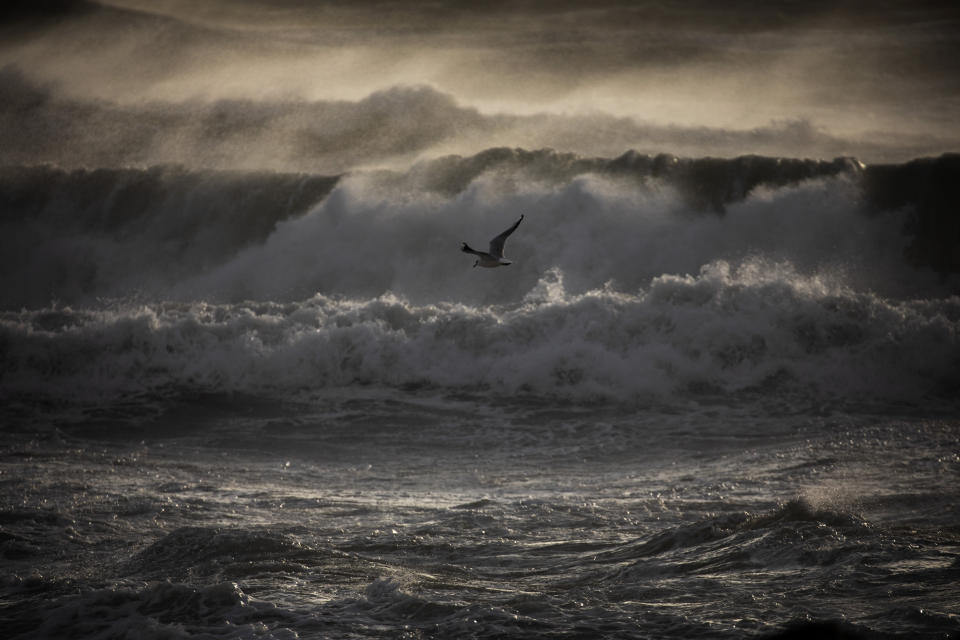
[461,215,524,268]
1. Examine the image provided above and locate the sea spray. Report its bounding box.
[4,154,955,311]
[3,261,957,407]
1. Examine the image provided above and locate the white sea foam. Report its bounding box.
[3,260,957,406]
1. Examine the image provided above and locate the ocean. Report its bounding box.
[2,2,959,639]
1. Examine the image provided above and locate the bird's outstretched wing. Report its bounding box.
[488,215,523,258]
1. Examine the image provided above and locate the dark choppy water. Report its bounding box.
[2,388,958,638]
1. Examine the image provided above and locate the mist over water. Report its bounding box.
[2,0,960,167]
[2,3,959,640]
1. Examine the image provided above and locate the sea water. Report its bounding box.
[1,149,958,638]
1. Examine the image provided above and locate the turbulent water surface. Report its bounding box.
[2,2,960,639]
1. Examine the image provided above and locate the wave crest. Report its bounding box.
[5,151,957,310]
[3,261,957,406]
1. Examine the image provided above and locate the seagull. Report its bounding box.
[461,215,524,268]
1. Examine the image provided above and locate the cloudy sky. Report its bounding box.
[2,0,958,170]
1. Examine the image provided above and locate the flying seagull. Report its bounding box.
[461,215,524,268]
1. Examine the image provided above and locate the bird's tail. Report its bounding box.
[461,242,477,254]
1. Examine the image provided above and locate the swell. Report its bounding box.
[595,497,872,575]
[588,498,960,639]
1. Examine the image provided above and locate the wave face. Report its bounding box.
[0,165,338,309]
[2,151,959,407]
[2,151,958,310]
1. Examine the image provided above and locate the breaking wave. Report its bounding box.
[2,260,957,406]
[2,150,958,311]
[2,147,958,407]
